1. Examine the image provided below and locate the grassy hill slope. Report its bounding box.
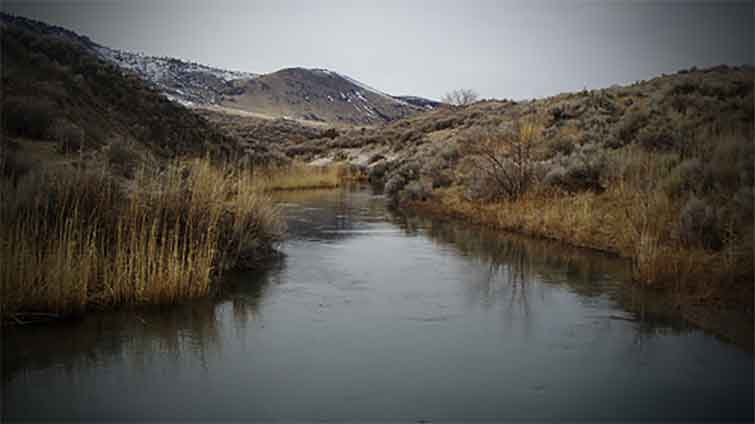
[0,13,247,177]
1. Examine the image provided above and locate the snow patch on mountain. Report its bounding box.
[96,46,258,105]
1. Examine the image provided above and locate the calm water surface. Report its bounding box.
[3,188,752,421]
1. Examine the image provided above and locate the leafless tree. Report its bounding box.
[442,88,479,106]
[461,119,540,201]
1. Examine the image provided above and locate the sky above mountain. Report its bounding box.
[4,0,752,101]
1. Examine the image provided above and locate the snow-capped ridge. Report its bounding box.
[95,45,258,105]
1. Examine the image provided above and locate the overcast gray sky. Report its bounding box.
[4,1,753,100]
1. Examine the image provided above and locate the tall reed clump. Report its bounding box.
[0,159,284,321]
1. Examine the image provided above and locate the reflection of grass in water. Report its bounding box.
[2,299,222,383]
[395,212,699,339]
[222,259,285,326]
[3,258,283,384]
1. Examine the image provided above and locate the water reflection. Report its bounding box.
[393,211,697,342]
[275,188,389,243]
[3,299,220,382]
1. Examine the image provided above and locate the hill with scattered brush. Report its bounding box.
[276,65,753,190]
[96,47,258,107]
[219,67,429,125]
[0,13,289,178]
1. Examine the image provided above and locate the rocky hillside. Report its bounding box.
[220,68,427,125]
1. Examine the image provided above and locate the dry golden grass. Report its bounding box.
[254,163,342,191]
[0,159,284,321]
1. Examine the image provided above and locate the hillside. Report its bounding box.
[0,13,287,179]
[220,68,427,125]
[0,14,437,126]
[284,65,753,185]
[96,47,258,106]
[393,95,443,110]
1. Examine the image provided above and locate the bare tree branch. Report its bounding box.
[460,118,540,201]
[442,89,479,106]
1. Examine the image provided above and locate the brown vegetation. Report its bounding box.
[0,160,284,322]
[408,127,753,309]
[255,164,343,191]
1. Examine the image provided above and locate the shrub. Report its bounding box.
[285,142,325,158]
[547,136,575,157]
[367,160,390,182]
[679,195,721,249]
[106,141,141,176]
[50,119,85,153]
[431,117,459,131]
[699,79,734,99]
[669,80,698,96]
[2,97,58,139]
[420,154,454,189]
[461,120,540,201]
[704,134,754,193]
[321,128,339,139]
[611,107,648,147]
[439,142,461,161]
[661,158,703,199]
[400,180,431,202]
[636,123,677,151]
[543,143,611,193]
[385,173,407,198]
[399,128,424,144]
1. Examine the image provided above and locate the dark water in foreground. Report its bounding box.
[2,188,752,421]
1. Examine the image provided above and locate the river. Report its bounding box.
[2,187,752,421]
